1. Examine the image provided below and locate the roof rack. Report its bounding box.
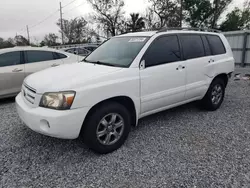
[156,27,221,33]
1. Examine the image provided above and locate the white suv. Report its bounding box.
[16,29,235,154]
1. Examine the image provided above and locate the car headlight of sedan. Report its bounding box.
[39,91,76,110]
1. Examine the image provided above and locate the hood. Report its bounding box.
[24,62,122,94]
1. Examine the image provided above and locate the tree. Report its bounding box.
[183,0,233,28]
[148,0,181,28]
[126,13,145,32]
[41,33,59,46]
[14,35,29,46]
[183,0,213,27]
[87,0,125,37]
[57,17,89,44]
[0,37,15,49]
[211,0,233,28]
[220,1,250,31]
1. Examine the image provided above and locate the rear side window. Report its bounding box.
[54,52,67,59]
[145,35,181,67]
[201,35,212,56]
[180,35,205,60]
[26,51,54,63]
[0,51,21,67]
[206,35,226,55]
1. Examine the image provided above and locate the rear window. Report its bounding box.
[26,51,54,63]
[54,52,67,59]
[206,35,226,55]
[180,35,205,60]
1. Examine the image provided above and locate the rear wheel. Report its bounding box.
[82,102,131,154]
[201,78,225,111]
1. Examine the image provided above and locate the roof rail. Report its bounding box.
[156,27,221,33]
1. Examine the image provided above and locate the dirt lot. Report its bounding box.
[1,68,250,188]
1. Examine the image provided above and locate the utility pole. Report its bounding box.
[26,25,30,45]
[60,2,64,44]
[180,0,183,27]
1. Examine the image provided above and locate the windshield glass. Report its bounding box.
[84,36,149,67]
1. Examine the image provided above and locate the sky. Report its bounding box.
[0,0,245,43]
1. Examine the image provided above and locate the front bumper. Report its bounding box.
[16,93,90,139]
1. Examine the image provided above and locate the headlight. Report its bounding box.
[39,91,76,110]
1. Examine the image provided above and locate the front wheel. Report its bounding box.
[82,102,131,154]
[201,78,225,111]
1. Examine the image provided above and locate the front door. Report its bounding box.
[0,51,25,97]
[140,35,186,115]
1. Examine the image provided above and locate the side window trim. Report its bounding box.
[142,34,181,68]
[20,51,25,64]
[201,35,212,56]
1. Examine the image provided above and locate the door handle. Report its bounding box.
[12,68,23,72]
[176,65,185,70]
[51,64,59,67]
[208,59,215,63]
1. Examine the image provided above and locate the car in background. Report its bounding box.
[0,46,80,99]
[63,45,99,56]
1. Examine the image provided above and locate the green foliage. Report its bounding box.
[0,38,15,49]
[126,13,145,32]
[183,0,233,28]
[148,0,181,28]
[41,33,59,46]
[183,0,213,27]
[57,17,89,44]
[220,1,250,31]
[14,35,29,46]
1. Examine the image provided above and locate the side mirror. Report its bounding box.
[139,60,145,70]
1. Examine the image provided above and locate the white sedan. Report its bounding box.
[0,46,81,99]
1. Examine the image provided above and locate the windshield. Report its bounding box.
[84,36,149,67]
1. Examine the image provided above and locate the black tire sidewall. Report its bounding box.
[203,78,225,111]
[83,102,131,154]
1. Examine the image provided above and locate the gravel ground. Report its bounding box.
[1,68,250,188]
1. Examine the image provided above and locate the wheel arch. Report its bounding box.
[211,73,228,87]
[81,96,138,134]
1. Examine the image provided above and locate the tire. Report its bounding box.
[201,78,225,111]
[82,102,131,154]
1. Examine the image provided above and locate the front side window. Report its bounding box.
[206,35,226,55]
[144,35,181,67]
[0,51,21,67]
[84,37,149,67]
[180,35,205,60]
[26,51,54,63]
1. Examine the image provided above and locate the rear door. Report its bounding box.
[179,34,209,100]
[0,51,25,97]
[24,50,63,76]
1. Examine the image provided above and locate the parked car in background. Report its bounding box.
[0,46,80,99]
[16,29,234,154]
[64,47,91,56]
[63,45,99,56]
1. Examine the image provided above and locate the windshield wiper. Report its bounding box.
[83,59,116,67]
[94,61,115,67]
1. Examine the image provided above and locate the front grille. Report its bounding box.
[23,83,36,104]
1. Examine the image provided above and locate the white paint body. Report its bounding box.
[16,31,235,139]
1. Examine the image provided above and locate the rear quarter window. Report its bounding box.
[206,35,226,55]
